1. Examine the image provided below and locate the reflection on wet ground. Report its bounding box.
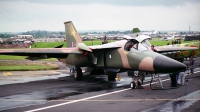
[0,87,82,111]
[140,90,200,112]
[0,72,137,111]
[0,75,126,111]
[0,74,70,86]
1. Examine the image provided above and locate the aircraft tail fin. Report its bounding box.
[152,29,159,34]
[133,28,140,33]
[64,21,82,48]
[133,28,140,36]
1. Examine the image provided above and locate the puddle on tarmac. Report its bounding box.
[0,87,82,111]
[140,90,200,112]
[0,74,70,86]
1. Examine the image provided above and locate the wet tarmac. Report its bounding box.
[0,87,82,111]
[0,74,70,86]
[0,73,131,111]
[140,90,200,112]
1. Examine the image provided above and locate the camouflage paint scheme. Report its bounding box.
[175,42,200,57]
[0,21,192,79]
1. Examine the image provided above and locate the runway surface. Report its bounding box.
[0,60,200,112]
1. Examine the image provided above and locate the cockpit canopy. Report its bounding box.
[124,35,152,52]
[124,39,138,51]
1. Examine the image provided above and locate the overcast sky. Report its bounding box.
[0,0,200,32]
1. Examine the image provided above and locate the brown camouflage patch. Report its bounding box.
[139,57,154,71]
[116,40,131,69]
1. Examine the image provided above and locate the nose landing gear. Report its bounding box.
[130,78,142,89]
[128,71,144,89]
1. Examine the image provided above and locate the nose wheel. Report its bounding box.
[130,80,142,89]
[129,71,143,89]
[130,81,136,89]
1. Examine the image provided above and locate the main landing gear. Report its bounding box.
[104,70,117,81]
[129,71,164,90]
[73,67,83,80]
[108,73,117,81]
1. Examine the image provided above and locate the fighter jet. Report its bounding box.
[0,21,187,86]
[161,35,175,41]
[142,29,159,36]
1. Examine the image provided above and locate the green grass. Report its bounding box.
[150,40,198,46]
[0,55,57,61]
[31,40,115,47]
[0,66,58,71]
[0,55,27,60]
[31,42,66,48]
[84,40,115,46]
[31,39,197,48]
[0,62,59,71]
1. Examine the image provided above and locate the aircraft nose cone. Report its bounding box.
[153,56,186,73]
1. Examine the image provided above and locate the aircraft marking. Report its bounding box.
[109,54,112,59]
[3,72,13,76]
[132,53,138,55]
[124,51,128,54]
[71,25,76,40]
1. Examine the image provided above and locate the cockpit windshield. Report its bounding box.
[124,38,151,52]
[141,39,151,47]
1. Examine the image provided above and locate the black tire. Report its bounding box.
[138,81,141,87]
[131,81,136,89]
[108,73,116,81]
[74,67,82,80]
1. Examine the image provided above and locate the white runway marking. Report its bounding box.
[25,88,131,112]
[26,70,200,112]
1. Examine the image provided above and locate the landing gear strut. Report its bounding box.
[74,67,83,80]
